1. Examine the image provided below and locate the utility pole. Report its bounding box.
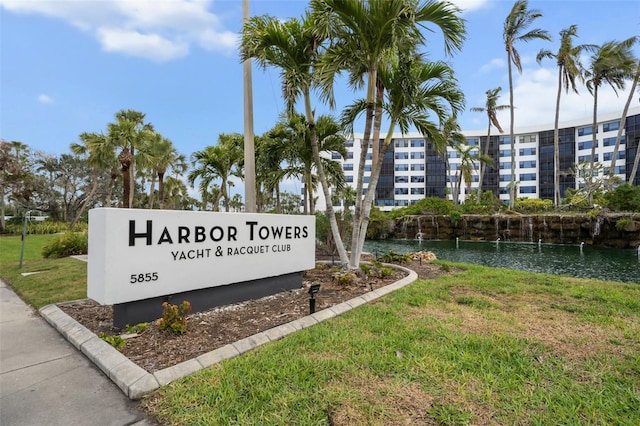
[242,0,257,213]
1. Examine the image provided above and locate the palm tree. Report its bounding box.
[268,112,347,215]
[440,116,467,206]
[610,55,639,185]
[107,110,154,208]
[342,55,464,264]
[241,13,351,265]
[69,132,115,227]
[584,37,637,204]
[141,134,184,209]
[470,87,508,202]
[503,0,551,209]
[537,25,596,206]
[312,0,465,267]
[188,134,243,212]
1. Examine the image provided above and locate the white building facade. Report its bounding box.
[319,107,640,211]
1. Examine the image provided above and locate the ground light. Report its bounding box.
[308,284,321,314]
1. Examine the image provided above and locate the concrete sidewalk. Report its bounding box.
[0,280,156,426]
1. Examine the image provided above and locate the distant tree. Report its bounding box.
[537,25,596,206]
[584,37,637,204]
[470,87,508,202]
[503,0,551,209]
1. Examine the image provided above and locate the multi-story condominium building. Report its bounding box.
[321,106,640,211]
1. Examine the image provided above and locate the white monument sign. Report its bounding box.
[88,208,316,305]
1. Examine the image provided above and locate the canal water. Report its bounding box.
[363,239,639,284]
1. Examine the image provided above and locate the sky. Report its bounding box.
[1,0,639,164]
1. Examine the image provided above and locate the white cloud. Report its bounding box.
[449,0,491,13]
[0,0,236,62]
[37,94,54,104]
[479,58,504,73]
[492,64,640,131]
[97,27,189,62]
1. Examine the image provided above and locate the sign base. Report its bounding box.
[112,272,303,328]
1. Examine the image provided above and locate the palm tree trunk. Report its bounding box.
[589,86,599,206]
[609,61,639,187]
[629,141,640,185]
[148,173,157,209]
[350,70,377,267]
[476,124,492,202]
[508,55,516,209]
[553,67,562,207]
[303,91,349,267]
[158,171,166,209]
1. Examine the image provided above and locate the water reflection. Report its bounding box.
[364,239,639,284]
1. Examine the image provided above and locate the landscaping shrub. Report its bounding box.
[604,183,640,212]
[42,231,88,258]
[514,198,553,213]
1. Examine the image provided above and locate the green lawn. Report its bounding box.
[2,234,638,424]
[0,234,87,307]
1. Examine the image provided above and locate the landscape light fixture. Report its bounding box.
[308,284,321,314]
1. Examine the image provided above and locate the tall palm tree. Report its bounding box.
[537,25,596,206]
[470,87,508,202]
[312,0,465,268]
[188,134,243,212]
[610,55,639,185]
[440,115,467,206]
[241,14,351,265]
[342,55,464,264]
[107,110,154,208]
[503,0,551,209]
[584,37,637,204]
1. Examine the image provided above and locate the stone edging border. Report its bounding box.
[39,263,418,400]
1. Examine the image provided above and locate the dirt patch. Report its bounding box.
[59,257,453,372]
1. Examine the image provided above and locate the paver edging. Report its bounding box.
[39,263,418,400]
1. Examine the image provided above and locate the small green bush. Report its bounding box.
[42,232,88,258]
[158,301,191,334]
[379,250,412,264]
[99,333,126,351]
[514,198,553,213]
[605,183,640,212]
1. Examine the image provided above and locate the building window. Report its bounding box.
[366,153,372,160]
[395,200,409,206]
[520,186,537,194]
[578,140,598,150]
[411,188,425,195]
[603,136,624,146]
[520,173,536,181]
[603,121,620,132]
[499,136,511,145]
[603,151,625,161]
[499,162,511,169]
[499,149,512,157]
[346,140,354,147]
[395,176,409,183]
[395,152,409,160]
[615,165,626,174]
[394,188,409,195]
[411,152,425,159]
[411,164,425,171]
[578,154,598,162]
[499,174,511,182]
[364,176,370,183]
[466,138,479,146]
[395,164,409,171]
[411,176,425,183]
[519,147,536,156]
[343,163,353,171]
[578,126,597,136]
[347,152,353,159]
[410,139,425,147]
[395,139,409,148]
[519,160,536,168]
[448,151,461,158]
[345,175,353,182]
[331,152,342,160]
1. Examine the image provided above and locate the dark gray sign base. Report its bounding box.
[112,272,303,328]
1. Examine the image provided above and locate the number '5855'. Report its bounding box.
[130,273,158,283]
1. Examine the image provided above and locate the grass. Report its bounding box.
[1,234,638,424]
[0,234,87,308]
[142,264,640,425]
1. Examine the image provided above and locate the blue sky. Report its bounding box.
[1,0,639,163]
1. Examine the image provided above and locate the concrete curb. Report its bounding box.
[39,263,418,400]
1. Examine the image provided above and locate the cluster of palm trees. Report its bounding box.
[241,0,465,269]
